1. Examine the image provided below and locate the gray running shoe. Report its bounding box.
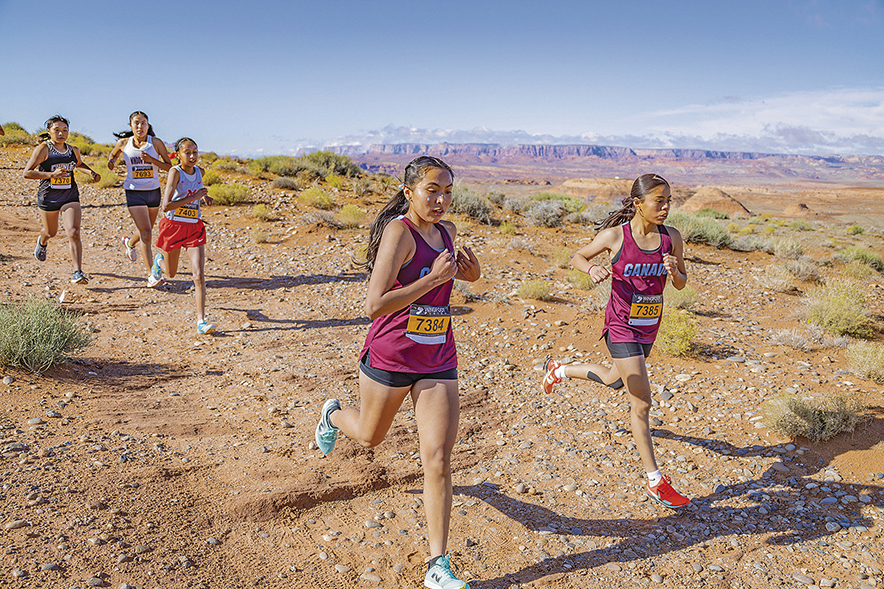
[34,238,47,262]
[71,270,88,284]
[315,399,341,454]
[424,554,469,589]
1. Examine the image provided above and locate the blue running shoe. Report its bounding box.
[148,253,164,288]
[315,399,340,454]
[424,554,469,589]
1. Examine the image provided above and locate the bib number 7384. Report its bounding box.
[406,304,451,344]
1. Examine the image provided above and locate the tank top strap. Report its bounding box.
[399,217,453,253]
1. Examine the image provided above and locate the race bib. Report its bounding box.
[628,293,663,326]
[406,304,451,344]
[133,167,154,179]
[173,206,199,219]
[50,164,72,189]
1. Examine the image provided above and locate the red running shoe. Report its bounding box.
[646,473,690,509]
[541,357,562,394]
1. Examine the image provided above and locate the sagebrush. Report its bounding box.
[0,298,90,373]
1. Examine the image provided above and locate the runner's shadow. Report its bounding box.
[205,271,366,290]
[215,306,370,332]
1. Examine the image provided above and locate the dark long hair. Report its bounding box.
[360,156,454,271]
[113,111,155,139]
[38,115,70,142]
[596,173,670,229]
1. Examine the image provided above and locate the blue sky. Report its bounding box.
[1,0,882,156]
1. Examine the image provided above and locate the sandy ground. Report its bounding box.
[1,145,883,589]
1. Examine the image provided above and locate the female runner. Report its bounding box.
[107,111,172,284]
[315,156,480,589]
[542,173,691,509]
[23,115,100,284]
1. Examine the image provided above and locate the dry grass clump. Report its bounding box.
[450,185,494,225]
[755,264,795,292]
[338,204,367,229]
[525,201,565,228]
[517,280,553,301]
[566,269,596,290]
[299,187,333,210]
[805,279,873,338]
[655,310,697,356]
[250,225,269,244]
[453,280,484,302]
[763,392,867,442]
[202,170,222,186]
[325,174,346,189]
[663,283,698,310]
[839,246,883,272]
[252,204,275,222]
[208,183,250,206]
[846,224,865,235]
[729,235,766,252]
[498,221,518,235]
[354,177,373,198]
[783,256,820,282]
[213,159,250,174]
[773,238,804,259]
[789,220,813,231]
[842,260,875,281]
[550,247,572,268]
[74,158,119,189]
[506,237,535,255]
[696,207,728,219]
[271,176,301,191]
[770,326,825,352]
[0,298,90,373]
[846,341,884,384]
[667,211,732,248]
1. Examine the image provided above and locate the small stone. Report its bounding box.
[46,410,62,418]
[134,544,151,554]
[87,578,105,587]
[319,551,328,560]
[466,538,478,547]
[40,563,60,571]
[659,390,674,401]
[5,520,27,530]
[605,563,621,572]
[335,564,351,573]
[692,564,703,572]
[820,578,835,587]
[206,537,220,545]
[2,376,14,385]
[515,483,527,494]
[651,573,664,583]
[563,484,577,492]
[825,522,841,533]
[27,418,43,425]
[792,574,814,585]
[11,569,27,578]
[771,462,791,474]
[361,573,382,583]
[726,356,745,363]
[365,520,382,529]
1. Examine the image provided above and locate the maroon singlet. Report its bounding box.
[360,216,457,373]
[603,223,672,344]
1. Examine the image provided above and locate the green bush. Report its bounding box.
[655,310,697,356]
[532,192,585,213]
[667,211,732,247]
[213,159,249,174]
[487,191,506,206]
[847,341,884,384]
[202,169,222,186]
[249,151,361,180]
[840,246,883,272]
[208,183,250,206]
[325,174,346,189]
[805,279,873,338]
[74,157,119,189]
[498,220,518,235]
[450,185,494,225]
[0,122,33,146]
[789,220,813,231]
[763,392,866,442]
[846,224,865,235]
[252,204,275,222]
[338,204,366,228]
[300,187,333,210]
[271,176,300,191]
[696,207,728,219]
[517,280,553,301]
[0,298,90,373]
[842,260,875,280]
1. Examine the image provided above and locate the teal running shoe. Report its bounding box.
[315,399,340,454]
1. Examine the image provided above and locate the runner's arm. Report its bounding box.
[663,227,688,289]
[571,227,619,283]
[22,144,51,179]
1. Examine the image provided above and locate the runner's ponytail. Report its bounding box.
[596,173,669,229]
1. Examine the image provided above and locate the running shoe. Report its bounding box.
[34,238,47,262]
[197,320,216,335]
[424,554,469,589]
[148,253,164,288]
[646,473,691,509]
[315,399,341,454]
[122,236,137,262]
[70,270,88,284]
[541,357,562,394]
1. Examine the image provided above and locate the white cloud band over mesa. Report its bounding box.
[323,88,884,157]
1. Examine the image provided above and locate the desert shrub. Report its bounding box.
[300,187,333,210]
[551,247,572,268]
[74,157,119,189]
[202,169,222,186]
[584,200,617,223]
[564,210,595,225]
[325,173,346,189]
[726,222,739,233]
[771,327,822,352]
[453,279,484,302]
[846,341,884,384]
[762,225,776,235]
[842,260,875,280]
[354,177,373,197]
[450,185,494,224]
[783,256,820,282]
[738,226,754,236]
[252,204,274,222]
[566,269,596,290]
[846,224,865,235]
[755,264,795,292]
[201,151,219,164]
[0,298,90,373]
[525,201,565,228]
[729,235,770,253]
[271,176,300,191]
[487,191,506,206]
[805,279,873,338]
[506,237,535,255]
[208,183,250,206]
[758,214,771,222]
[250,225,269,243]
[789,220,813,231]
[667,211,732,247]
[773,238,803,259]
[213,159,249,174]
[0,122,33,146]
[517,280,552,301]
[840,246,883,272]
[338,204,366,229]
[655,310,697,356]
[696,208,728,219]
[502,196,531,214]
[663,283,698,310]
[351,244,368,265]
[498,220,518,235]
[763,392,866,442]
[532,192,585,213]
[301,150,362,177]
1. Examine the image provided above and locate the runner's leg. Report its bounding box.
[613,355,659,474]
[60,202,83,272]
[187,245,207,322]
[331,371,411,447]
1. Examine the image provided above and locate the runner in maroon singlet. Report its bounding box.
[315,156,480,589]
[542,174,692,509]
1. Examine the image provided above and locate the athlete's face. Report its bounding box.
[177,141,199,168]
[130,114,150,139]
[405,167,453,224]
[48,122,68,144]
[635,185,671,224]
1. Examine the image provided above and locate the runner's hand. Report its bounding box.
[662,252,678,277]
[588,264,610,284]
[428,250,457,285]
[455,246,480,281]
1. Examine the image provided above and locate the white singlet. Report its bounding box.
[165,166,203,223]
[122,136,161,191]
